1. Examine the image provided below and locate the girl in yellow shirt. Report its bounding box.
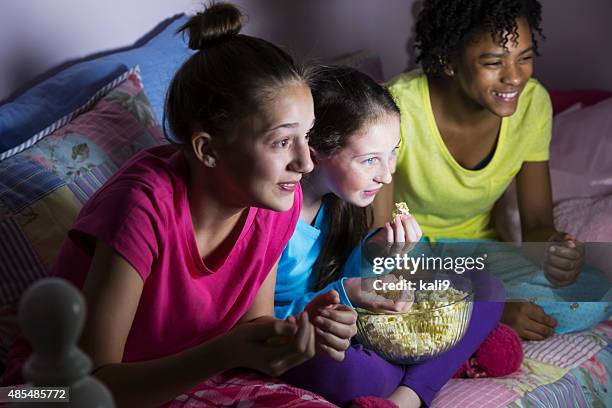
[376,0,587,341]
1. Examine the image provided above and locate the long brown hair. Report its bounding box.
[307,65,399,290]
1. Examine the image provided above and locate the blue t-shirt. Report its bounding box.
[274,204,426,318]
[274,204,353,319]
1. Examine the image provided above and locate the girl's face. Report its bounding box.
[215,82,315,212]
[453,17,534,117]
[315,113,400,207]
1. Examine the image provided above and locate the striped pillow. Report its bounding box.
[0,66,166,371]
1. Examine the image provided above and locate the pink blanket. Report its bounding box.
[163,369,336,407]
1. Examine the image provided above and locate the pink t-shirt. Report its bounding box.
[3,145,300,383]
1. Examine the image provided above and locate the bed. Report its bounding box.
[1,14,611,407]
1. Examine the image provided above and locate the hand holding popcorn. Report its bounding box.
[364,203,423,265]
[344,275,414,313]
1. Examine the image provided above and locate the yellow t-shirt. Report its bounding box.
[388,70,552,240]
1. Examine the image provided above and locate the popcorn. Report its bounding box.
[392,202,411,218]
[356,287,473,363]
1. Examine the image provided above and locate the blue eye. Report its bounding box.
[363,157,378,166]
[273,139,290,148]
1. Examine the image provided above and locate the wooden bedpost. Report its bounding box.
[17,278,114,407]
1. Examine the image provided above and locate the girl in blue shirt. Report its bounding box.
[275,65,505,408]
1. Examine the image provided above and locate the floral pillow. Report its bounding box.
[0,66,166,371]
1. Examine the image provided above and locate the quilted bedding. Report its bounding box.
[431,321,612,408]
[162,322,611,407]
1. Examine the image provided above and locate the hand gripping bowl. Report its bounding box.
[355,275,474,364]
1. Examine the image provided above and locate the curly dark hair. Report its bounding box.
[414,0,545,77]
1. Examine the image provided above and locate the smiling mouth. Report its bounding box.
[493,91,519,101]
[278,182,299,192]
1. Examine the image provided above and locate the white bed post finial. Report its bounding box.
[18,278,114,407]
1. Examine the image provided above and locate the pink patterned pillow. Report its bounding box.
[0,67,165,373]
[554,195,612,279]
[550,96,612,203]
[495,96,612,242]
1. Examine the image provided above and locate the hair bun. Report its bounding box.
[179,2,244,50]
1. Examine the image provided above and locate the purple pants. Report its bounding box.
[281,271,504,407]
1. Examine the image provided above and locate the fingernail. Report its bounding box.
[549,246,555,253]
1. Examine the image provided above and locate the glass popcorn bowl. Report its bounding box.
[355,276,474,364]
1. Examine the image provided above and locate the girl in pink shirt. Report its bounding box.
[4,3,356,406]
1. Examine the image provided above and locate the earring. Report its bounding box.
[438,56,455,77]
[204,157,216,168]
